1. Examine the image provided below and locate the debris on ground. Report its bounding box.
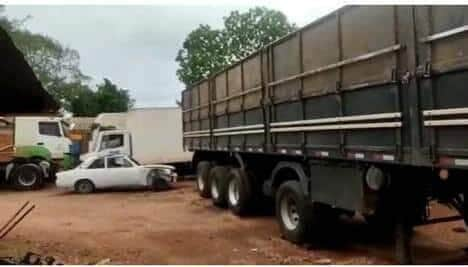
[0,201,35,240]
[0,251,62,265]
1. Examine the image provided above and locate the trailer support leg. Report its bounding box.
[395,217,413,264]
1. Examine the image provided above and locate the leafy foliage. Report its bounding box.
[176,7,296,86]
[0,7,134,117]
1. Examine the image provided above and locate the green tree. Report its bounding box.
[176,7,296,85]
[1,7,89,103]
[95,78,134,114]
[1,7,135,117]
[176,25,228,87]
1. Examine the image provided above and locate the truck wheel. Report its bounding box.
[276,180,312,244]
[12,164,44,190]
[75,180,95,194]
[196,161,211,198]
[227,168,252,216]
[210,166,230,207]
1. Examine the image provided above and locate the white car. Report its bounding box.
[56,154,177,193]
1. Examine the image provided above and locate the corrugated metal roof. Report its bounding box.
[0,26,59,114]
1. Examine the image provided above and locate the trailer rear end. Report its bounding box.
[182,6,468,263]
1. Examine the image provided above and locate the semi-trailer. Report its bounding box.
[182,5,468,263]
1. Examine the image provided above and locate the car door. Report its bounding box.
[80,157,108,188]
[105,155,140,187]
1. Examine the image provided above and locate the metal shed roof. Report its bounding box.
[0,26,59,114]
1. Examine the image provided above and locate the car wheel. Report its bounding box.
[12,164,44,190]
[152,177,170,191]
[75,180,95,194]
[210,166,230,207]
[196,161,211,198]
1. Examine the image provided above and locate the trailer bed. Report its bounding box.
[182,6,468,170]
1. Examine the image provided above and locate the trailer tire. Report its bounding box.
[11,164,44,190]
[210,166,230,207]
[276,180,313,244]
[196,161,211,198]
[75,179,95,194]
[227,168,252,216]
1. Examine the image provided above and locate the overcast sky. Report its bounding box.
[5,3,341,108]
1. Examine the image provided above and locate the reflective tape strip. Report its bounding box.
[420,25,468,43]
[271,122,402,133]
[423,108,468,116]
[183,133,210,138]
[213,129,265,136]
[213,124,264,133]
[424,119,468,127]
[270,112,401,127]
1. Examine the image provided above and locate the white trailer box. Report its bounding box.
[126,107,191,164]
[84,107,193,168]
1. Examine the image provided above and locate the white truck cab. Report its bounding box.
[82,129,132,161]
[14,116,71,160]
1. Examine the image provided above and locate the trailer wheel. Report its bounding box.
[75,180,95,194]
[210,166,230,207]
[11,164,44,190]
[227,168,252,216]
[276,180,312,244]
[196,161,211,198]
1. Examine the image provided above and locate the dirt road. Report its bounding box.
[0,181,468,264]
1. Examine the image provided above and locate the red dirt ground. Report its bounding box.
[0,181,468,264]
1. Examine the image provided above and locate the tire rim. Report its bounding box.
[211,179,219,200]
[78,182,91,193]
[197,173,205,191]
[228,178,240,206]
[18,170,37,187]
[280,194,300,231]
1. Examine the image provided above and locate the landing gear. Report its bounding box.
[394,218,413,264]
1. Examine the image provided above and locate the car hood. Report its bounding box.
[142,164,175,170]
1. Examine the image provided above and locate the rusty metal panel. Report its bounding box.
[302,15,340,97]
[340,6,396,89]
[191,85,200,106]
[244,91,262,110]
[228,65,242,95]
[341,6,395,58]
[431,6,468,33]
[191,109,199,121]
[272,35,301,102]
[215,73,227,115]
[182,90,191,110]
[199,81,209,105]
[243,55,261,89]
[200,106,209,119]
[228,65,242,113]
[342,53,396,89]
[183,111,191,122]
[215,73,227,100]
[430,6,468,72]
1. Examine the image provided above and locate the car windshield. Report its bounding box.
[128,157,140,166]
